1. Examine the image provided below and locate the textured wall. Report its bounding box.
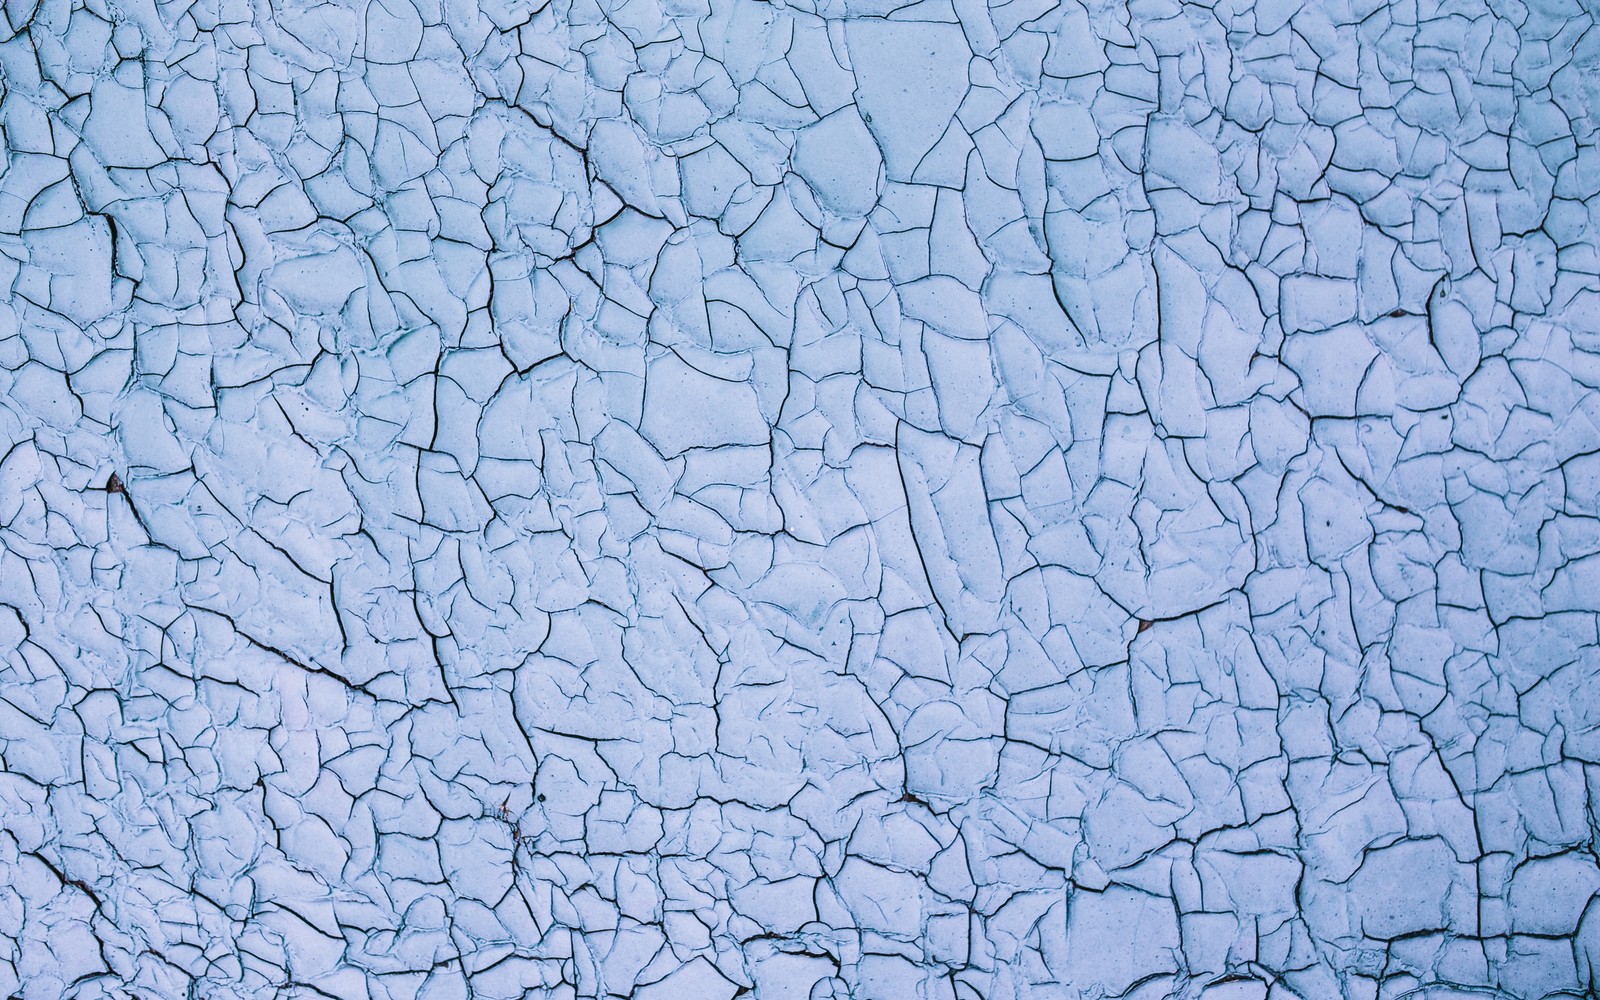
[1,0,1598,996]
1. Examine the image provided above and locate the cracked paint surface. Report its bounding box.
[0,0,1598,995]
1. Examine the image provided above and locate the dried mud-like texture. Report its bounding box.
[1,0,1598,996]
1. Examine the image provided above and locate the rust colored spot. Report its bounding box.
[106,473,125,494]
[1137,619,1153,633]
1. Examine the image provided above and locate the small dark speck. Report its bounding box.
[1389,309,1406,317]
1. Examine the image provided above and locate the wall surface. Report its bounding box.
[1,0,1598,996]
